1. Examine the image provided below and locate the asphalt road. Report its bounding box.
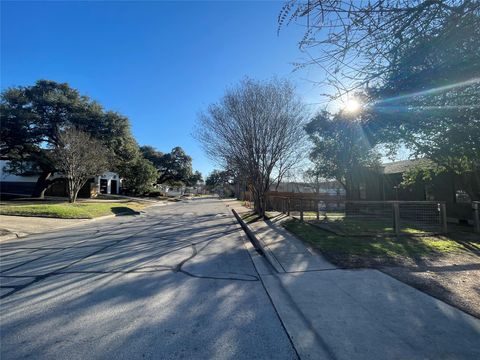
[0,198,297,360]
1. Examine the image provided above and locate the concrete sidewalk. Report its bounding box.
[249,213,336,273]
[227,201,480,359]
[0,215,89,241]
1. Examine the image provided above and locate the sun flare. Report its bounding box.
[343,98,361,113]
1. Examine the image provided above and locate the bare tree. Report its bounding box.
[51,128,109,203]
[302,166,323,194]
[278,0,478,99]
[273,137,308,191]
[196,78,306,217]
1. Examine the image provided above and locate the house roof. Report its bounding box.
[273,180,343,188]
[381,158,432,174]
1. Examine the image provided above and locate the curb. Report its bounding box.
[231,209,264,254]
[231,208,283,273]
[0,233,24,242]
[89,209,142,222]
[0,201,172,243]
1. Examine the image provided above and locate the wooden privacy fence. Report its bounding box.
[267,193,448,236]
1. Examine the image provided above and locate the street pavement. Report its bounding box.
[0,198,297,360]
[2,197,479,360]
[0,215,89,241]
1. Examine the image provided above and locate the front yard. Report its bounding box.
[283,219,471,266]
[283,218,480,318]
[0,201,148,219]
[300,211,437,235]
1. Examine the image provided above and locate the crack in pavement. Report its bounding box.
[171,235,259,282]
[0,214,177,300]
[0,215,259,298]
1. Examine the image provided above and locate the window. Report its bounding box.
[455,190,471,203]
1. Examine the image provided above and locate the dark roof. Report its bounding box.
[381,158,432,174]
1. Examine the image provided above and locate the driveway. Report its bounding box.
[0,198,297,359]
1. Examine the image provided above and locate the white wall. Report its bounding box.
[96,172,120,194]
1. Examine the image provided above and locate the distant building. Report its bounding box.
[349,159,479,223]
[0,160,120,197]
[272,180,346,196]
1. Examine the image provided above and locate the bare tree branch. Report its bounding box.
[51,127,109,202]
[279,0,479,99]
[196,78,306,217]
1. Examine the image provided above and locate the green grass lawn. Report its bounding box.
[283,218,468,266]
[241,211,262,224]
[302,211,428,235]
[0,201,148,219]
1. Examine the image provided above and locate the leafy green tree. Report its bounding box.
[121,156,158,195]
[205,170,231,190]
[186,170,203,187]
[140,145,195,185]
[205,169,234,197]
[281,0,479,199]
[140,145,164,167]
[98,111,140,167]
[0,80,139,198]
[156,146,193,185]
[365,10,480,199]
[305,111,380,198]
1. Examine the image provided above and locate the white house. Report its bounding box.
[0,160,120,197]
[95,171,120,195]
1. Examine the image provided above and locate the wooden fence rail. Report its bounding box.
[267,194,448,236]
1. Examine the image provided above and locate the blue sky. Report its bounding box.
[1,0,326,177]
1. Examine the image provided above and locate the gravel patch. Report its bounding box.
[382,251,480,318]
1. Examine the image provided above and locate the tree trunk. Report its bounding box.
[253,191,266,219]
[253,184,270,219]
[67,179,75,203]
[32,170,52,198]
[343,174,354,200]
[71,190,79,203]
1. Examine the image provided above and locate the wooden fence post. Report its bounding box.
[393,201,400,236]
[473,202,480,233]
[300,199,304,221]
[287,198,290,216]
[440,203,448,233]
